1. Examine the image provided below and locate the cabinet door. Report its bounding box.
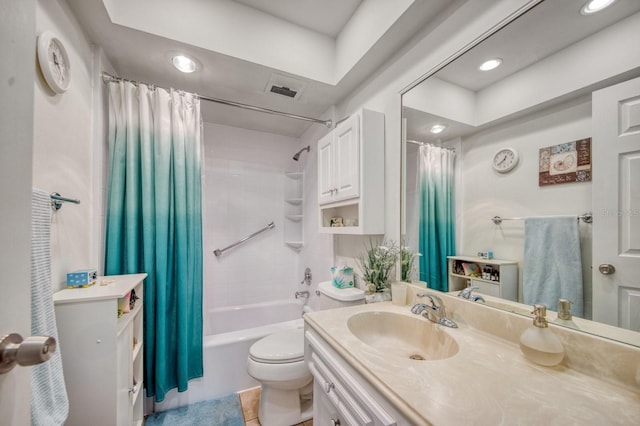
[333,115,360,202]
[471,278,501,298]
[317,132,335,205]
[117,326,133,425]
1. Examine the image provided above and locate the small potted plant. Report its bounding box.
[356,239,399,300]
[400,245,421,282]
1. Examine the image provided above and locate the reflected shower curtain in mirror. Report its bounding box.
[104,81,203,402]
[418,145,456,291]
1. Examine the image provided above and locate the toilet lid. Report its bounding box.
[249,328,305,364]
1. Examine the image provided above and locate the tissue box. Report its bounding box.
[331,266,354,288]
[66,269,97,288]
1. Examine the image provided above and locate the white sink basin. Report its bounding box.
[347,311,459,361]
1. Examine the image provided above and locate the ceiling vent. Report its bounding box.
[270,85,297,98]
[265,73,306,101]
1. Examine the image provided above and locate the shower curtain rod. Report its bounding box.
[101,72,332,128]
[406,140,456,151]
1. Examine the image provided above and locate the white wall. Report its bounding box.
[202,122,305,310]
[34,0,106,292]
[461,97,593,317]
[0,0,36,421]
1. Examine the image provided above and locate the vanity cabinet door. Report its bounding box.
[306,330,397,426]
[313,378,347,426]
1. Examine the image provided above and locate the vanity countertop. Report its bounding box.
[304,301,640,425]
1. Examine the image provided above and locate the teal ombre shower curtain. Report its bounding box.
[105,81,203,402]
[418,144,456,291]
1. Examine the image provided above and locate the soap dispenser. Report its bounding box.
[519,304,564,367]
[554,299,577,327]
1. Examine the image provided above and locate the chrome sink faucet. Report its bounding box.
[457,286,485,303]
[412,293,458,328]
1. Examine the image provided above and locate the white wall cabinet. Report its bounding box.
[53,273,147,426]
[317,109,385,234]
[306,327,407,425]
[318,114,360,205]
[448,256,518,301]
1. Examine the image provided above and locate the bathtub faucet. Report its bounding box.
[295,291,310,299]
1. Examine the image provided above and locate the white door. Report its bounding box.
[592,76,640,330]
[333,114,360,202]
[317,132,335,205]
[0,0,35,421]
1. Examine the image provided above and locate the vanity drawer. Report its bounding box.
[306,331,396,426]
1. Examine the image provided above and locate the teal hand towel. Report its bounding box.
[523,215,584,317]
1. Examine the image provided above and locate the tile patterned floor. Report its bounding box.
[238,386,313,426]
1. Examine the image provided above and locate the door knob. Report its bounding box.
[598,264,616,275]
[0,333,57,374]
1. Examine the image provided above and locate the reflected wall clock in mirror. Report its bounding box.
[37,31,70,94]
[492,147,519,173]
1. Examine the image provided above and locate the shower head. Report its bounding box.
[292,145,310,161]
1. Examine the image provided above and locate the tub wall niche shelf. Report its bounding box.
[285,171,304,249]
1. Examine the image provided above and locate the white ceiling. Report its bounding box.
[65,0,452,138]
[231,0,363,38]
[404,0,640,142]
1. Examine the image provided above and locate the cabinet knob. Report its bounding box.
[0,333,56,374]
[324,381,334,393]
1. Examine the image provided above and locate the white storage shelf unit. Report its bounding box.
[53,273,147,426]
[317,109,385,235]
[448,256,518,301]
[284,171,304,248]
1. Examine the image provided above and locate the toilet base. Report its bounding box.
[258,384,313,426]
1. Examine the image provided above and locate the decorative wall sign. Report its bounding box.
[539,138,591,186]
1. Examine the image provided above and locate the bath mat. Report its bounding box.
[145,393,244,426]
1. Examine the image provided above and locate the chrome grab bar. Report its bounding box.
[213,222,275,257]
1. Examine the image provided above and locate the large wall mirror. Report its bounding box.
[401,0,640,346]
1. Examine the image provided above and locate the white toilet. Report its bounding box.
[247,281,364,426]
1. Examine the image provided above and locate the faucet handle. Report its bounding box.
[417,293,443,310]
[458,286,479,299]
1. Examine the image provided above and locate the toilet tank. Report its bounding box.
[317,281,365,310]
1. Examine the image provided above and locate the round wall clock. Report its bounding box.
[37,31,71,94]
[492,147,519,173]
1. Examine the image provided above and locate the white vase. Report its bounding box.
[364,289,391,303]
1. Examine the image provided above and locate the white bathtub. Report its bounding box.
[153,299,305,412]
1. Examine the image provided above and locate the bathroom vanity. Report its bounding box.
[304,288,640,425]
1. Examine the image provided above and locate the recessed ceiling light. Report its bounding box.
[581,0,616,15]
[171,54,199,73]
[430,124,447,134]
[479,58,502,72]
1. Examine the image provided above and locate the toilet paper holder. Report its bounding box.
[0,333,56,374]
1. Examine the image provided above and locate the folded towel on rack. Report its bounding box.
[523,215,583,317]
[31,188,69,425]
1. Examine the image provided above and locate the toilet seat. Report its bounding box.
[249,328,305,364]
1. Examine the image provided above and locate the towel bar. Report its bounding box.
[492,213,592,226]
